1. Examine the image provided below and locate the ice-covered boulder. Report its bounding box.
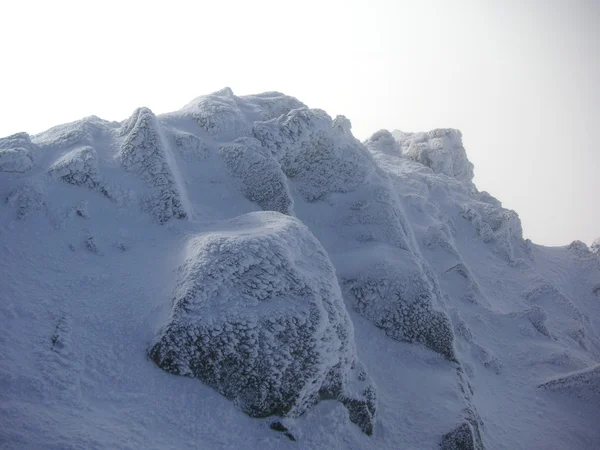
[538,364,600,398]
[253,107,371,202]
[440,422,484,450]
[119,107,187,223]
[149,212,377,434]
[392,129,474,183]
[48,146,109,197]
[219,137,293,215]
[341,258,456,361]
[365,129,402,156]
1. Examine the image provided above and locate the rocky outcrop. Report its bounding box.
[149,212,377,434]
[392,129,474,183]
[119,107,186,223]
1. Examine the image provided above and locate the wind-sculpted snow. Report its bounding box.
[149,212,377,435]
[119,107,187,223]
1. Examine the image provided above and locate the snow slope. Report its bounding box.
[0,88,598,449]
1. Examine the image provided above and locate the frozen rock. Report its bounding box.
[392,129,474,183]
[253,107,371,202]
[538,364,600,398]
[440,422,484,450]
[219,137,293,215]
[119,107,186,223]
[149,211,376,434]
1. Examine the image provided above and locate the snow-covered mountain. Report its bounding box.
[1,88,598,450]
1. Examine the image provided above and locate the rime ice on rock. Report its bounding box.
[253,109,457,361]
[48,146,109,197]
[219,137,293,215]
[538,364,600,397]
[119,107,186,223]
[253,108,371,202]
[440,422,484,450]
[0,132,35,173]
[149,212,377,435]
[392,129,474,183]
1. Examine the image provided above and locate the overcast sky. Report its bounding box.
[1,0,598,246]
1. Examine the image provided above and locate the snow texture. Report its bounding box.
[1,87,599,450]
[149,212,376,434]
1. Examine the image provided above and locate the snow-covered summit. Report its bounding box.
[1,88,598,450]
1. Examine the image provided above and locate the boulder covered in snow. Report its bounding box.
[48,146,109,197]
[392,129,474,183]
[253,107,371,202]
[149,211,377,434]
[219,137,293,215]
[119,107,187,223]
[538,364,600,398]
[440,422,484,450]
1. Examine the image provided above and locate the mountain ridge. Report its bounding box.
[0,88,598,449]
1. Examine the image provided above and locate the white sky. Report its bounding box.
[1,0,598,246]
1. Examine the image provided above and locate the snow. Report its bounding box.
[1,87,599,449]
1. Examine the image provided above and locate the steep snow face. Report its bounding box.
[392,129,474,183]
[1,88,599,450]
[149,211,376,434]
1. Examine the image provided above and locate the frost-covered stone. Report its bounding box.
[253,107,371,202]
[392,129,474,183]
[173,131,209,161]
[0,148,34,173]
[440,422,484,450]
[538,364,600,397]
[48,146,109,196]
[120,107,186,223]
[219,137,293,215]
[342,262,456,361]
[149,212,376,434]
[365,130,401,156]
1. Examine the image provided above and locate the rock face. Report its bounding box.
[538,364,600,397]
[440,422,483,450]
[149,211,377,434]
[119,107,187,223]
[392,129,474,183]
